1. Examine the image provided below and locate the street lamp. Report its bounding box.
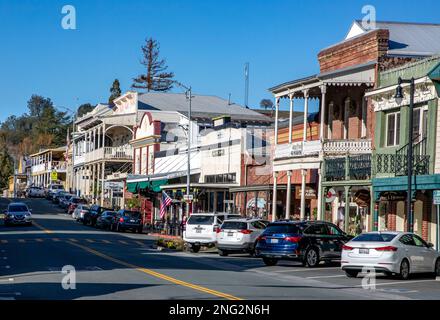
[394,76,415,233]
[152,78,193,217]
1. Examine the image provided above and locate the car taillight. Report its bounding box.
[285,236,301,243]
[240,229,253,234]
[119,217,124,222]
[213,225,219,232]
[374,246,398,252]
[257,236,267,242]
[216,228,222,234]
[342,245,354,251]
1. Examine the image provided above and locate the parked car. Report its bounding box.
[96,211,117,230]
[341,231,440,280]
[26,186,45,198]
[52,190,69,204]
[72,204,90,222]
[3,202,32,226]
[216,218,268,256]
[183,212,242,253]
[111,210,143,233]
[255,220,352,267]
[59,194,75,209]
[83,205,112,226]
[67,197,88,215]
[45,184,65,199]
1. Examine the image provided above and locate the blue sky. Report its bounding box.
[0,0,439,121]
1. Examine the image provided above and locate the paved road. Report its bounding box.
[1,197,439,300]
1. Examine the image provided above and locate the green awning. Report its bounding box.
[138,181,150,190]
[126,182,138,193]
[151,179,168,192]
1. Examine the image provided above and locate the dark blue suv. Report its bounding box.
[255,220,352,267]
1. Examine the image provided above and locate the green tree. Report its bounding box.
[132,38,175,92]
[259,99,273,110]
[0,133,13,190]
[77,103,95,118]
[108,79,122,105]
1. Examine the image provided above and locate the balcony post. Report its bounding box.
[274,97,280,145]
[101,162,105,207]
[317,168,323,221]
[344,186,350,233]
[300,169,307,220]
[303,89,309,142]
[285,170,292,219]
[319,85,327,141]
[288,92,294,144]
[272,172,278,222]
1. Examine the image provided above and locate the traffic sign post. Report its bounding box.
[433,190,440,251]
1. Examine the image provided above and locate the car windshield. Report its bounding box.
[103,211,116,216]
[264,224,302,234]
[52,185,64,190]
[122,211,140,218]
[187,215,215,225]
[9,205,28,212]
[352,233,397,242]
[222,221,247,230]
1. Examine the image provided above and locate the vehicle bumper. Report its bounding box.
[5,219,32,225]
[255,250,299,259]
[217,243,254,251]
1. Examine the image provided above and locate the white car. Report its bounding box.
[341,231,440,280]
[72,205,90,222]
[26,186,45,198]
[183,212,242,253]
[216,218,268,256]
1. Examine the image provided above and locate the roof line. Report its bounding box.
[355,19,440,27]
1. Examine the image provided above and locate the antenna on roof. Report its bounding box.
[244,62,249,109]
[228,93,232,105]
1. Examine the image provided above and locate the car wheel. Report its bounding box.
[434,258,440,278]
[398,259,410,280]
[218,249,228,257]
[305,247,320,268]
[190,245,201,253]
[345,270,359,278]
[262,258,278,266]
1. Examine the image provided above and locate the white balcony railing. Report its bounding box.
[49,161,67,171]
[323,139,372,154]
[274,140,322,159]
[104,145,133,160]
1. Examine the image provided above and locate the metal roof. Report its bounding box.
[137,92,271,123]
[353,20,440,57]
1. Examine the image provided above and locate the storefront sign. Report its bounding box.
[295,187,317,200]
[379,192,406,202]
[434,190,440,205]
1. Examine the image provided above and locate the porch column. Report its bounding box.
[272,172,278,222]
[274,97,280,145]
[317,168,323,220]
[319,85,327,141]
[344,186,350,233]
[101,162,105,206]
[303,89,309,142]
[300,169,307,220]
[288,93,294,143]
[91,164,96,203]
[285,170,292,219]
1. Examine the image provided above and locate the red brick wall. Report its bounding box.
[318,29,389,73]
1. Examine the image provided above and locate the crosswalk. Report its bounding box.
[0,238,149,247]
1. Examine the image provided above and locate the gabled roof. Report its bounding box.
[137,92,271,124]
[346,20,440,57]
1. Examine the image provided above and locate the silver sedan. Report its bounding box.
[341,231,440,280]
[3,202,33,226]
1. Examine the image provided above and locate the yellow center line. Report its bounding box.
[66,241,242,301]
[32,221,53,234]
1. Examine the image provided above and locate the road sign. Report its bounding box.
[51,171,58,181]
[183,195,193,201]
[434,190,440,205]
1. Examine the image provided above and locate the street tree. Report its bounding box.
[132,38,175,92]
[259,99,274,110]
[108,79,122,105]
[77,103,94,118]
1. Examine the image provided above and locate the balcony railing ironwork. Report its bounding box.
[325,154,372,182]
[323,139,372,154]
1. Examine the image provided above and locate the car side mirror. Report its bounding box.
[427,242,434,248]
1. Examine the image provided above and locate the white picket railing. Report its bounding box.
[104,145,133,160]
[323,139,372,154]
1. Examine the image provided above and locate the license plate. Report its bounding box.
[269,239,279,244]
[130,220,135,223]
[196,229,202,233]
[359,248,369,254]
[227,232,233,237]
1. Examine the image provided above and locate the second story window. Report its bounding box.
[386,111,400,147]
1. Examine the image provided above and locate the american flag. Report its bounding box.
[160,191,172,219]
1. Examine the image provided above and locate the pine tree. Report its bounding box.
[108,79,122,105]
[132,38,174,92]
